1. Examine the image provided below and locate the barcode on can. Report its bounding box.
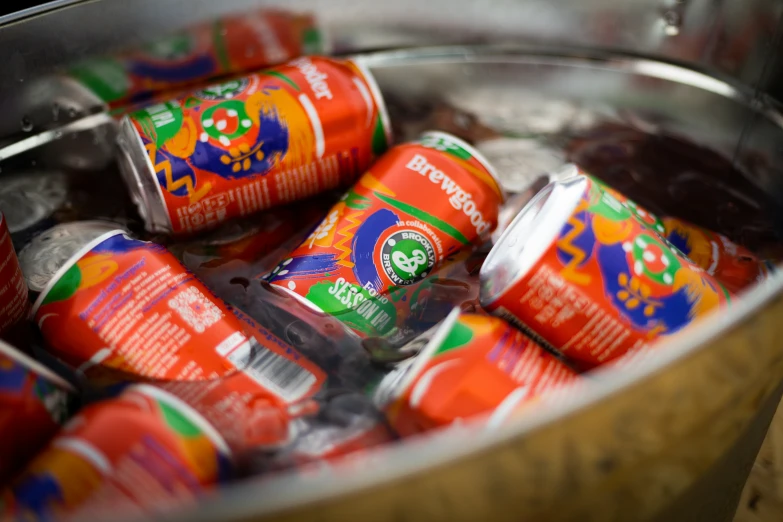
[227,340,316,403]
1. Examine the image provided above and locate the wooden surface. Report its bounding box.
[736,401,783,522]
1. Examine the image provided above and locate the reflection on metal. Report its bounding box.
[0,112,112,162]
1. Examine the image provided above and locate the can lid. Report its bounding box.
[374,307,462,407]
[347,56,393,153]
[0,171,68,234]
[0,338,76,392]
[418,130,506,203]
[20,221,124,303]
[479,174,587,307]
[128,384,232,458]
[118,116,173,234]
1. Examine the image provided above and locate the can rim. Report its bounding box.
[0,338,75,392]
[118,115,173,234]
[378,307,463,406]
[479,173,586,308]
[129,384,233,458]
[348,56,394,150]
[31,228,126,316]
[420,130,506,203]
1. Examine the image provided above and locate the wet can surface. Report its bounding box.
[0,339,75,486]
[374,309,578,436]
[480,174,732,371]
[70,9,323,109]
[1,384,232,520]
[118,56,391,234]
[0,212,29,338]
[23,222,326,446]
[267,131,503,339]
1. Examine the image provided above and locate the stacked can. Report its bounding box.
[118,55,391,235]
[19,221,325,449]
[374,309,579,436]
[1,384,231,520]
[480,173,731,371]
[71,9,323,109]
[266,131,504,339]
[0,212,29,339]
[0,339,75,486]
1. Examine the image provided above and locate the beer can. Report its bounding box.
[118,55,391,235]
[70,9,324,110]
[0,339,75,485]
[0,212,29,338]
[266,131,503,339]
[20,222,326,444]
[2,384,231,520]
[574,166,773,294]
[480,174,732,371]
[374,309,579,436]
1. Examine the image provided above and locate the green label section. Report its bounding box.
[158,399,202,438]
[133,101,184,147]
[70,58,130,104]
[434,320,474,356]
[305,280,397,337]
[374,193,469,245]
[41,263,82,306]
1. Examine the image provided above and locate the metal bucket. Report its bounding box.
[1,2,783,521]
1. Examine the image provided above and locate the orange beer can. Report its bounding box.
[480,173,732,371]
[266,131,504,339]
[374,309,579,436]
[1,384,232,520]
[586,171,773,294]
[0,339,75,486]
[118,55,391,234]
[20,221,326,449]
[0,212,29,339]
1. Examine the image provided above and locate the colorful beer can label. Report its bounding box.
[480,174,731,370]
[266,131,503,339]
[31,228,325,412]
[0,213,29,338]
[71,9,323,108]
[574,167,770,294]
[2,384,231,520]
[119,55,391,234]
[0,340,74,485]
[375,309,578,436]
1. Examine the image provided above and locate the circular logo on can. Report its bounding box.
[196,78,250,100]
[380,230,436,286]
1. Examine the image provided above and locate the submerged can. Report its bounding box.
[118,55,391,234]
[374,309,578,436]
[70,9,323,110]
[0,212,29,338]
[0,339,74,486]
[22,222,326,446]
[266,131,504,339]
[480,174,731,371]
[2,384,231,520]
